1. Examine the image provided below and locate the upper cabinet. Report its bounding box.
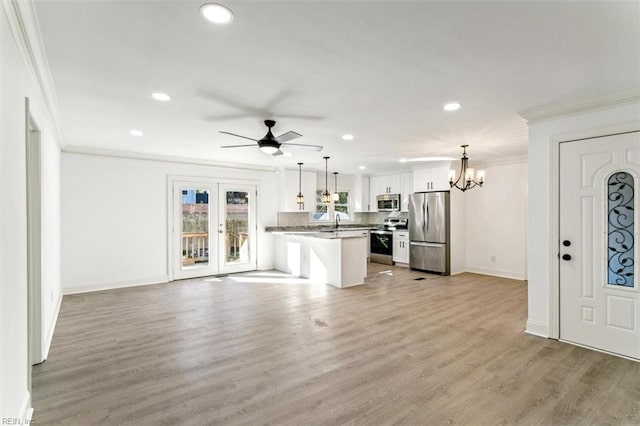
[279,169,317,212]
[370,173,401,196]
[369,172,413,212]
[413,164,451,192]
[369,174,401,212]
[354,175,370,212]
[400,172,413,212]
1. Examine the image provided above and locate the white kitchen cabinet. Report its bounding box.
[369,173,402,211]
[354,175,370,212]
[400,172,413,212]
[413,165,451,192]
[280,169,316,212]
[393,230,409,264]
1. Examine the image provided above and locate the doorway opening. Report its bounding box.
[26,98,44,374]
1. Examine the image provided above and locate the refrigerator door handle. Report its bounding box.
[410,241,444,248]
[422,199,426,229]
[426,202,429,232]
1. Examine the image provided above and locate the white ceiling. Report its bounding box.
[34,1,640,174]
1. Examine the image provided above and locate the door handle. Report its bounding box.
[562,254,571,261]
[562,240,571,247]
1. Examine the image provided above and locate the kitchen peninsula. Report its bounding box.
[267,227,370,288]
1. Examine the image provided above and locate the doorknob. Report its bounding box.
[562,254,571,261]
[562,240,571,247]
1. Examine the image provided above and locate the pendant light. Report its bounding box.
[449,144,485,192]
[322,156,331,203]
[296,162,304,210]
[333,172,339,201]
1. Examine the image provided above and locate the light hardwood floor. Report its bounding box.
[33,264,640,425]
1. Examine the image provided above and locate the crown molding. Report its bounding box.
[3,0,63,142]
[62,146,279,172]
[519,88,640,124]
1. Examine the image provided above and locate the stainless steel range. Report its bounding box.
[370,217,408,265]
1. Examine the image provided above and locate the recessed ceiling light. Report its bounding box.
[399,158,408,163]
[200,3,234,24]
[151,92,171,102]
[358,165,366,170]
[342,134,354,141]
[129,130,144,137]
[443,102,462,111]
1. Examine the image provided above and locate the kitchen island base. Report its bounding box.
[273,233,367,288]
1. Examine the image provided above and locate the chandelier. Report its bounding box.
[449,144,485,192]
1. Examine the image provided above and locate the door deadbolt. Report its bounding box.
[562,240,571,247]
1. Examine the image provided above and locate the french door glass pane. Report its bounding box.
[225,191,249,263]
[607,172,634,287]
[181,188,209,268]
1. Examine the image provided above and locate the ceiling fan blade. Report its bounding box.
[219,131,258,142]
[274,131,302,143]
[220,144,257,148]
[272,150,284,156]
[280,142,323,151]
[205,114,253,121]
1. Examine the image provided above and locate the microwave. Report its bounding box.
[376,194,401,211]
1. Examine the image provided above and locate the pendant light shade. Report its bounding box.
[333,172,339,201]
[449,144,485,192]
[296,162,304,210]
[322,156,331,203]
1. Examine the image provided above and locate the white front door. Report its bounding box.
[559,131,639,359]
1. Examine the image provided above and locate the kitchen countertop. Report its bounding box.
[270,231,366,240]
[265,224,379,233]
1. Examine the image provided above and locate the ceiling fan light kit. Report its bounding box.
[220,120,323,156]
[449,144,485,192]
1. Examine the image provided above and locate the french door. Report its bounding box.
[559,131,639,359]
[171,179,257,280]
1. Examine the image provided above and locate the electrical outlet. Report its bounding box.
[491,255,496,262]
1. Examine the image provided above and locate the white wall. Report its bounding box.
[449,188,466,275]
[526,99,640,338]
[61,152,279,293]
[1,3,62,420]
[464,161,528,280]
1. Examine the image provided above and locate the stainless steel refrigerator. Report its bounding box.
[408,191,450,275]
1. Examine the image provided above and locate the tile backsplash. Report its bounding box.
[276,211,394,226]
[277,212,311,227]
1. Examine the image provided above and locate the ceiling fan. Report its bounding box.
[220,120,323,156]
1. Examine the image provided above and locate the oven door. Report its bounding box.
[370,231,393,264]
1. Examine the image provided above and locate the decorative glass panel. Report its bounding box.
[224,191,249,263]
[607,172,635,287]
[181,188,209,268]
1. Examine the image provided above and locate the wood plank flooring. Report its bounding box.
[32,264,640,425]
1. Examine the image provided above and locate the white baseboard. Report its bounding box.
[464,266,526,281]
[62,275,169,295]
[17,390,33,425]
[42,293,63,360]
[525,319,549,338]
